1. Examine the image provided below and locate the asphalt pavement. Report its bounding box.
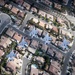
[61,35,75,75]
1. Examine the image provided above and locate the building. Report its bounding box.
[39,21,45,28]
[36,56,45,64]
[41,44,48,52]
[5,4,13,10]
[23,2,30,10]
[54,3,62,10]
[47,47,54,56]
[18,10,25,18]
[6,28,15,37]
[31,7,38,13]
[13,32,22,43]
[0,0,5,6]
[47,14,54,21]
[0,50,4,57]
[0,36,12,48]
[11,6,19,14]
[38,10,46,17]
[36,28,42,36]
[30,65,39,75]
[49,60,61,75]
[33,18,38,23]
[30,40,39,49]
[6,61,17,74]
[15,0,24,5]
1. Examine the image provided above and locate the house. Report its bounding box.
[0,50,4,57]
[23,2,30,10]
[51,35,56,43]
[18,10,25,18]
[6,28,15,37]
[57,18,64,24]
[31,7,38,13]
[36,56,45,64]
[39,21,45,28]
[46,24,53,29]
[47,14,54,21]
[63,0,69,4]
[41,44,48,52]
[0,36,12,48]
[5,4,13,10]
[54,3,62,10]
[52,26,58,33]
[13,32,22,43]
[30,65,39,75]
[38,10,46,17]
[6,61,17,74]
[25,37,31,46]
[55,51,63,61]
[28,47,36,54]
[6,51,22,74]
[18,37,28,49]
[51,60,61,71]
[15,0,24,5]
[33,18,38,23]
[0,0,5,6]
[49,60,61,75]
[36,28,42,36]
[47,47,54,56]
[30,40,39,49]
[11,6,19,14]
[49,65,59,75]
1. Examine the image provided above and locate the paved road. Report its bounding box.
[61,34,75,75]
[21,57,30,75]
[20,12,33,30]
[0,13,11,34]
[9,25,65,55]
[25,0,71,29]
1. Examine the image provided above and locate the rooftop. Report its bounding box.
[13,32,22,43]
[6,28,15,37]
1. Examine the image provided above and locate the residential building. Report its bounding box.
[39,21,45,28]
[13,32,22,43]
[11,6,19,14]
[23,2,30,10]
[49,60,61,75]
[0,36,12,48]
[18,10,25,18]
[41,44,48,52]
[38,10,46,17]
[6,61,17,74]
[36,56,45,64]
[47,14,54,21]
[0,0,5,6]
[33,18,38,23]
[5,4,13,10]
[54,3,62,10]
[30,40,39,49]
[30,65,39,75]
[6,28,15,37]
[31,7,38,13]
[36,28,42,36]
[15,0,24,5]
[0,50,4,57]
